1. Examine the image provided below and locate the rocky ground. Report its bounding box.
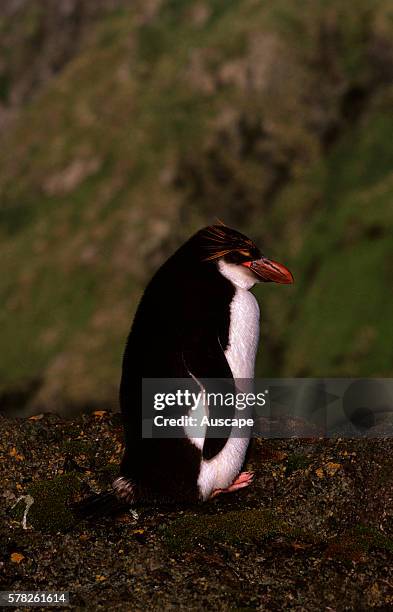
[1,411,392,610]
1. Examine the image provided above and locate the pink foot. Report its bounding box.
[210,471,254,499]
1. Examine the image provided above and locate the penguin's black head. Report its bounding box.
[198,224,294,289]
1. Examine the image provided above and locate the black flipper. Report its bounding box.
[182,328,236,461]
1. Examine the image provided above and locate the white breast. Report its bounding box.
[225,288,260,379]
[197,287,260,500]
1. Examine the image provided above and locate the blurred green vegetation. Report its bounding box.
[0,0,392,413]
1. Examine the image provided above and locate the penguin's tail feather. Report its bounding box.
[72,491,128,522]
[71,477,135,522]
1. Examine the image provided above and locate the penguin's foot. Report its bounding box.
[210,471,254,498]
[229,470,254,490]
[112,476,135,505]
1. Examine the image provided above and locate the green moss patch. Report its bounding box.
[285,453,312,475]
[325,526,393,563]
[60,439,91,456]
[12,473,82,533]
[163,508,292,551]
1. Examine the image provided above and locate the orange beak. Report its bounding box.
[243,258,294,284]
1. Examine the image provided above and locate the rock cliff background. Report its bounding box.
[1,0,392,415]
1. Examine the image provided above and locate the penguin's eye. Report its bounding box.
[223,250,251,264]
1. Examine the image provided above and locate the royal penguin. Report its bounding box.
[75,224,293,517]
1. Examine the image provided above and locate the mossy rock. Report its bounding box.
[163,508,289,552]
[286,453,312,475]
[325,525,393,562]
[12,473,82,533]
[60,439,91,456]
[351,525,393,554]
